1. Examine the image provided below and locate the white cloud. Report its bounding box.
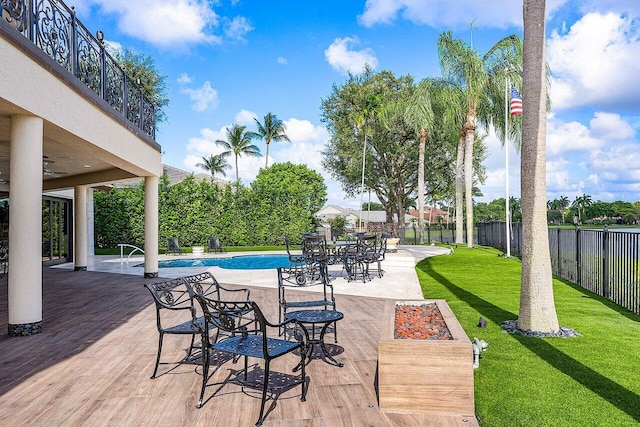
[357,0,568,28]
[479,111,640,203]
[224,16,253,41]
[324,37,378,75]
[589,112,635,140]
[177,73,193,85]
[546,118,603,156]
[181,81,219,112]
[358,0,522,28]
[547,12,640,111]
[235,109,257,126]
[277,56,288,65]
[74,0,221,48]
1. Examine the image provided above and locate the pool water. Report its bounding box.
[148,254,293,270]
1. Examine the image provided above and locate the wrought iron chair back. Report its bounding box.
[277,266,337,341]
[301,234,328,282]
[195,296,309,426]
[207,236,224,253]
[166,237,184,255]
[143,277,201,379]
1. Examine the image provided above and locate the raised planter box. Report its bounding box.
[378,299,474,416]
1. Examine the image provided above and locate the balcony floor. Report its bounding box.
[0,265,476,426]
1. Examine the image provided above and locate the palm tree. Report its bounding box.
[438,31,522,248]
[216,124,261,181]
[249,113,290,169]
[572,194,592,222]
[559,195,570,223]
[518,0,559,333]
[196,152,231,178]
[351,94,381,231]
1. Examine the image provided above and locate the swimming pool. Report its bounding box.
[148,254,293,270]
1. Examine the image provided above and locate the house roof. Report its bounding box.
[162,164,228,186]
[315,205,413,224]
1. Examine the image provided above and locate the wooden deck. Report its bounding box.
[0,269,477,426]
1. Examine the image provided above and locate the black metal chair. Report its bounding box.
[166,237,184,255]
[184,272,251,341]
[277,266,337,342]
[195,297,309,426]
[366,233,388,278]
[206,236,224,253]
[144,278,202,379]
[301,234,329,283]
[344,234,377,282]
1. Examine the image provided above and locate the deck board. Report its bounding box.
[0,268,477,426]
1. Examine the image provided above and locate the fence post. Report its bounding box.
[576,226,581,286]
[557,228,561,276]
[603,226,610,299]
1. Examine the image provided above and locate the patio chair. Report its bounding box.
[301,234,329,283]
[277,266,337,342]
[195,296,309,426]
[366,233,388,278]
[184,271,251,341]
[345,234,376,282]
[206,236,224,253]
[144,278,203,379]
[166,237,184,255]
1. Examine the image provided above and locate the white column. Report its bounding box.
[87,188,95,256]
[144,176,158,278]
[8,115,43,335]
[74,185,88,270]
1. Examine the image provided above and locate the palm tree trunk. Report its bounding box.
[464,129,474,248]
[518,0,559,333]
[235,155,239,182]
[418,129,426,244]
[455,136,464,244]
[264,141,270,169]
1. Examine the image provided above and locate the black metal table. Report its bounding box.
[284,309,344,369]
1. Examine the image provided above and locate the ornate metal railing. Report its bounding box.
[1,0,156,140]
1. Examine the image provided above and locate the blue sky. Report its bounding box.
[67,0,640,208]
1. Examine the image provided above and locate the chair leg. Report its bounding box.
[196,344,210,408]
[300,351,307,402]
[186,333,196,359]
[256,360,270,426]
[151,332,164,379]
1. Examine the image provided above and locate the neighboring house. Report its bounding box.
[314,204,413,234]
[407,207,452,224]
[1,1,161,336]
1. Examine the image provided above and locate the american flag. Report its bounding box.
[510,86,522,116]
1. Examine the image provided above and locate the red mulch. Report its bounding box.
[394,303,453,340]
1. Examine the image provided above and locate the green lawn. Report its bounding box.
[416,246,640,427]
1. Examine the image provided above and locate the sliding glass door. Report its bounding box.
[42,197,72,264]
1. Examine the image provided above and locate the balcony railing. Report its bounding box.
[1,0,156,140]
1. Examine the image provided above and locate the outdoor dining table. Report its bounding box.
[285,309,344,369]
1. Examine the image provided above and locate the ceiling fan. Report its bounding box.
[42,155,67,177]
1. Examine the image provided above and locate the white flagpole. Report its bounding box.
[505,75,511,258]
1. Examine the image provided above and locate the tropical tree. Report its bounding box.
[216,124,261,182]
[110,47,170,127]
[518,0,559,333]
[572,194,593,222]
[438,31,522,247]
[250,113,290,169]
[558,195,570,223]
[322,69,449,230]
[195,153,231,178]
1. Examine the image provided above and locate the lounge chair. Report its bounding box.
[206,236,224,253]
[166,237,184,255]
